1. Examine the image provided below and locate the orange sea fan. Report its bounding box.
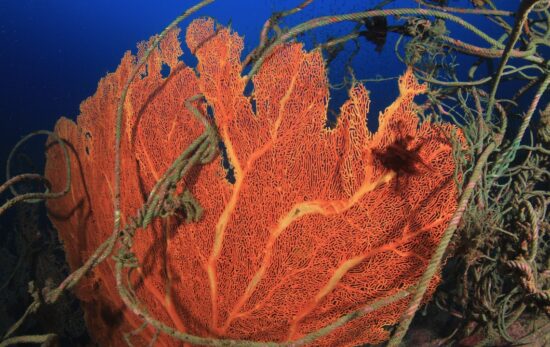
[45,18,462,346]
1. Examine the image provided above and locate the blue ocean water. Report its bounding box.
[0,0,512,178]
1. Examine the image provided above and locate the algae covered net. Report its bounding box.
[0,1,549,346]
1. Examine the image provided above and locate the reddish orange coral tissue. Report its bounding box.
[45,18,462,346]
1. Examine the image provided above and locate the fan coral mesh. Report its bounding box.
[44,18,462,346]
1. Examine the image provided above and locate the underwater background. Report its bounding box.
[0,1,548,346]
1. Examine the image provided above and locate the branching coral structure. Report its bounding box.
[44,18,463,346]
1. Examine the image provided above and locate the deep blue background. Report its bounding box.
[0,0,522,179]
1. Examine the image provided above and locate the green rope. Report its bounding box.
[387,141,496,347]
[115,248,412,347]
[111,0,214,255]
[0,334,57,347]
[415,63,546,87]
[0,130,71,215]
[246,8,507,79]
[484,0,544,125]
[45,0,216,306]
[388,3,547,345]
[415,0,514,15]
[490,73,550,179]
